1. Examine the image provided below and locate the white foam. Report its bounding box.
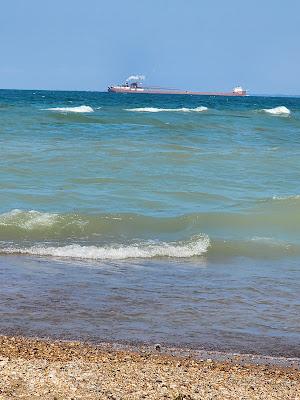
[0,209,59,230]
[250,236,291,248]
[125,106,208,113]
[272,195,300,200]
[2,235,210,260]
[44,105,94,113]
[262,106,291,115]
[251,236,281,244]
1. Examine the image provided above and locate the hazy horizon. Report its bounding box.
[1,0,300,95]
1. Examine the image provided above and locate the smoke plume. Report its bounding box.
[126,75,145,82]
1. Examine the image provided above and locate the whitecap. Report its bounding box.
[125,106,208,113]
[43,105,94,113]
[2,235,210,260]
[0,209,59,230]
[262,106,291,115]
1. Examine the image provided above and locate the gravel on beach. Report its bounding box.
[0,335,299,399]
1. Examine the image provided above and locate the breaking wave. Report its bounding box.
[262,106,291,115]
[43,105,94,113]
[0,209,86,239]
[0,209,59,230]
[1,207,300,240]
[1,208,300,259]
[1,235,210,260]
[125,106,208,113]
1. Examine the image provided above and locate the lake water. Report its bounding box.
[0,89,299,356]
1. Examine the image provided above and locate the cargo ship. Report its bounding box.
[108,76,247,96]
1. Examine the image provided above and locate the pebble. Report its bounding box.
[0,335,299,400]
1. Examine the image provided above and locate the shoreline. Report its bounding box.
[1,323,299,361]
[1,333,299,370]
[0,335,299,399]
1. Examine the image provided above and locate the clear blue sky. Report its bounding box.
[1,0,300,94]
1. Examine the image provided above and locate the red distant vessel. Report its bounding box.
[108,76,247,96]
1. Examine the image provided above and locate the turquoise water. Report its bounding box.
[0,89,299,355]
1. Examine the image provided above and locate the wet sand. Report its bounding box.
[0,335,299,399]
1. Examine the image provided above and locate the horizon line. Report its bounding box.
[0,87,300,98]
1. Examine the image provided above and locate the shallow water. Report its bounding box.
[0,89,299,355]
[1,255,299,357]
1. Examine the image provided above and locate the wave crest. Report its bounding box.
[0,209,86,239]
[43,105,94,113]
[0,209,60,230]
[262,106,291,115]
[125,106,208,113]
[1,235,210,260]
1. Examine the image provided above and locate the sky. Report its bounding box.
[1,0,300,94]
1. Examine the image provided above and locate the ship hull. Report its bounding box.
[107,87,247,96]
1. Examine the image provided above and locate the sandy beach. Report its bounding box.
[0,335,299,400]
